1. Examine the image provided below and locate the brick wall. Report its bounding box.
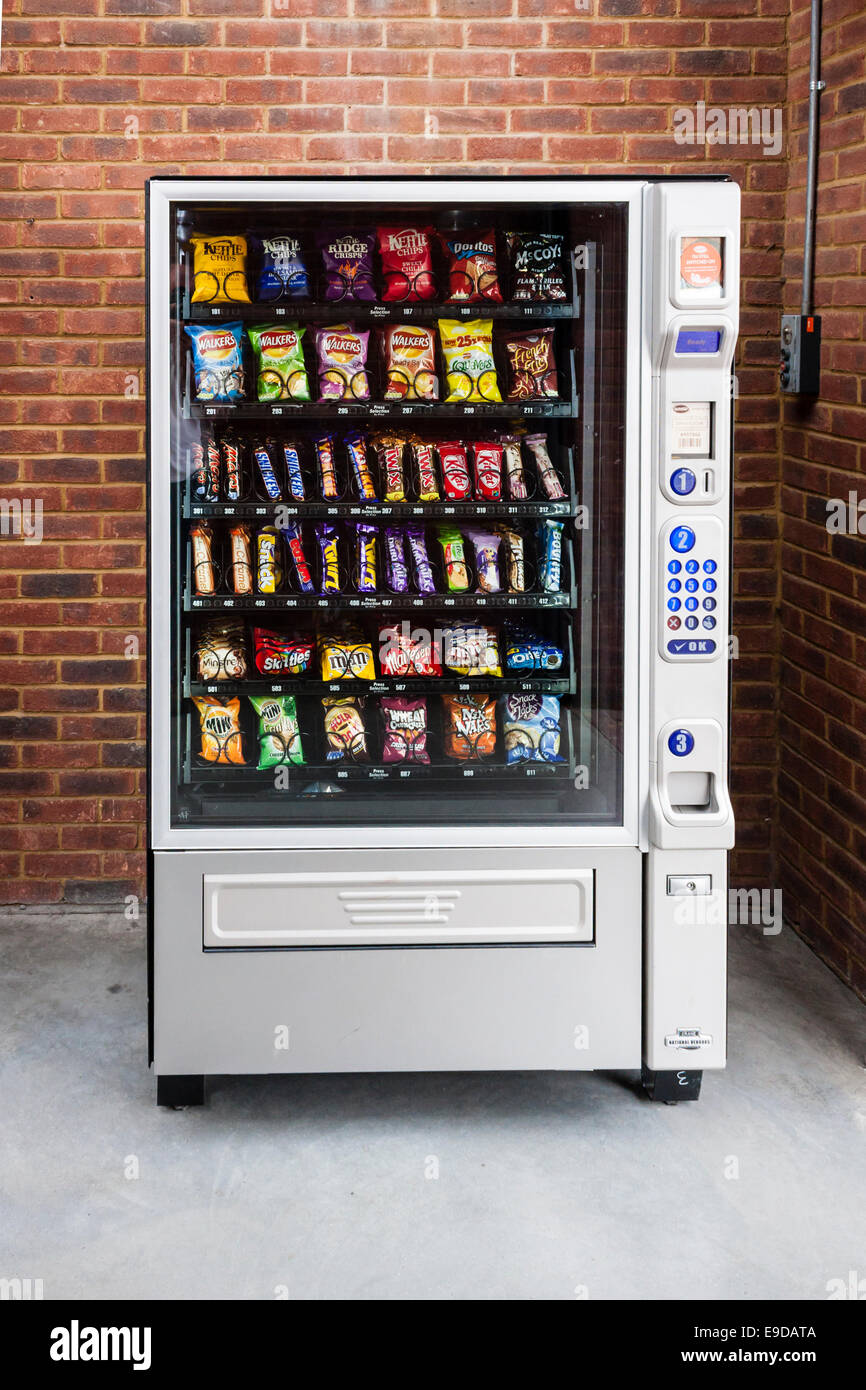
[778,0,866,999]
[0,1,788,907]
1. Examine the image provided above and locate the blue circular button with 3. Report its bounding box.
[669,525,695,553]
[668,729,694,757]
[670,468,696,496]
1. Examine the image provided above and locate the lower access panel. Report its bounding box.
[153,846,641,1075]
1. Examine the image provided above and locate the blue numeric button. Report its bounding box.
[703,577,716,592]
[668,729,695,756]
[685,578,698,593]
[669,526,695,554]
[703,559,717,574]
[670,468,696,496]
[668,559,682,574]
[668,578,681,593]
[685,616,698,630]
[667,597,681,612]
[685,597,698,611]
[685,559,699,574]
[703,597,716,611]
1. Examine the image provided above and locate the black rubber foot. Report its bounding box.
[157,1074,205,1108]
[641,1066,702,1103]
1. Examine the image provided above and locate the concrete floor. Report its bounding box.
[0,909,864,1301]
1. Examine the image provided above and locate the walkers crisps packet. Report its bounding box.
[247,323,310,402]
[184,323,245,403]
[438,319,501,403]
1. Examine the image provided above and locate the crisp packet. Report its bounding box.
[464,527,501,594]
[537,517,564,593]
[318,229,377,303]
[377,225,436,302]
[442,621,502,677]
[248,322,310,402]
[381,323,438,401]
[250,232,310,301]
[379,622,442,677]
[506,230,567,302]
[315,521,341,594]
[436,524,470,592]
[502,693,563,764]
[439,318,502,403]
[503,326,559,400]
[443,693,497,761]
[250,693,304,769]
[525,432,566,501]
[319,628,375,681]
[195,617,246,682]
[439,229,503,303]
[381,697,430,764]
[323,696,369,761]
[503,625,563,673]
[189,235,250,304]
[253,627,314,678]
[315,323,370,402]
[193,695,245,764]
[184,322,245,403]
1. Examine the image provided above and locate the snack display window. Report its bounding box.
[155,186,630,831]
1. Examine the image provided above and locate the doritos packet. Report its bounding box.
[440,228,503,303]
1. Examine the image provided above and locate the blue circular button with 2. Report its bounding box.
[669,525,696,553]
[668,729,695,756]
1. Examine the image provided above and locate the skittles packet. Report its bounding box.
[253,627,314,678]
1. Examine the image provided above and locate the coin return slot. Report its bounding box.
[669,771,713,812]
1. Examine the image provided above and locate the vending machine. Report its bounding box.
[146,176,738,1107]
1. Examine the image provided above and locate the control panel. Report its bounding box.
[658,516,724,662]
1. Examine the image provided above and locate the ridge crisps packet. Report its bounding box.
[438,318,501,403]
[189,234,251,304]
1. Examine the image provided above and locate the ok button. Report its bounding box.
[670,467,696,496]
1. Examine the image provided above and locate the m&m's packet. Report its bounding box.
[319,626,376,681]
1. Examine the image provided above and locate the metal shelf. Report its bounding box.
[183,757,573,787]
[184,498,574,521]
[185,591,575,613]
[186,399,574,423]
[182,299,577,325]
[187,673,573,699]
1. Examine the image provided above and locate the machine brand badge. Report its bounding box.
[664,1028,713,1050]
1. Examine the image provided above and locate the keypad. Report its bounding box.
[661,518,723,660]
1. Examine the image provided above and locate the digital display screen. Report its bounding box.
[675,329,722,355]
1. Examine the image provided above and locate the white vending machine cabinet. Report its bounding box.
[146,176,738,1107]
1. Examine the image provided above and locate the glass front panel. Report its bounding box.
[164,193,628,829]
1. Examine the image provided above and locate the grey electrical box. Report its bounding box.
[780,313,821,395]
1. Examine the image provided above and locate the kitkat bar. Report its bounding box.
[472,441,503,501]
[437,441,472,500]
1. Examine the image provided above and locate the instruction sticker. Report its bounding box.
[679,237,723,291]
[671,401,711,457]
